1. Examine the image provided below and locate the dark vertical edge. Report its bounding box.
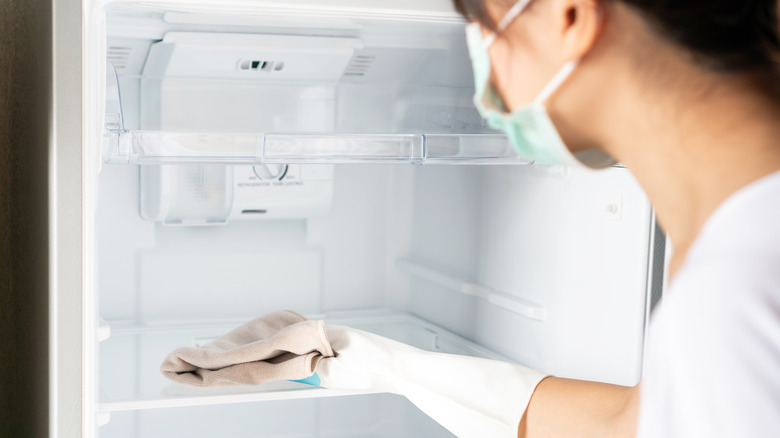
[639,211,666,379]
[649,220,666,312]
[0,0,53,436]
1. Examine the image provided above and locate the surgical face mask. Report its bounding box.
[465,0,615,168]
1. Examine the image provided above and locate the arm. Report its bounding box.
[519,377,640,438]
[318,326,548,438]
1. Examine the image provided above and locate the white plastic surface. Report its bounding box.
[156,0,464,20]
[99,394,456,438]
[406,165,652,386]
[101,3,521,166]
[96,163,653,386]
[98,317,111,342]
[143,33,362,81]
[396,258,545,321]
[103,130,525,165]
[98,312,505,412]
[86,2,657,438]
[139,164,334,224]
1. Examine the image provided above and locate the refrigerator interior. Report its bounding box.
[93,2,659,437]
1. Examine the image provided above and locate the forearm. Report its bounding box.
[518,377,640,438]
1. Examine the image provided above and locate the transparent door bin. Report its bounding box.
[98,312,507,412]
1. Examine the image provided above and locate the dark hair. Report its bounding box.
[453,0,780,75]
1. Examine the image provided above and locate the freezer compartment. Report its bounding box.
[101,3,525,165]
[99,394,454,438]
[99,312,507,412]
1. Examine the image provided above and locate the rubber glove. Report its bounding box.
[316,326,548,438]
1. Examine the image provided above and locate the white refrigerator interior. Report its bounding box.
[90,1,661,437]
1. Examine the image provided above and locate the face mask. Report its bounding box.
[465,1,615,168]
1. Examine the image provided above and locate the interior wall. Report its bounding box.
[407,165,653,386]
[97,159,653,387]
[97,164,400,323]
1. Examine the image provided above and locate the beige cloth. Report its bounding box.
[160,310,333,387]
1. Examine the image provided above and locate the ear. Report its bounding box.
[551,0,603,62]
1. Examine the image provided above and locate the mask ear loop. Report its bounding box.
[496,0,533,31]
[535,3,606,104]
[533,61,578,104]
[484,0,533,47]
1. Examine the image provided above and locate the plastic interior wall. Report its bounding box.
[91,2,656,437]
[98,163,652,384]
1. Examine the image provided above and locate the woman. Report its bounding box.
[317,1,780,436]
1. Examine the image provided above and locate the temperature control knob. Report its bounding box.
[253,164,288,180]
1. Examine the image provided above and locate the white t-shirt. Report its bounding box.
[637,170,780,437]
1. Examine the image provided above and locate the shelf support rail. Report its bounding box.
[395,258,546,321]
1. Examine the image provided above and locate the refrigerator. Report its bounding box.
[31,0,665,436]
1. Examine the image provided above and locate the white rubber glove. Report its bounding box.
[316,326,548,438]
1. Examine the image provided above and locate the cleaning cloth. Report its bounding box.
[160,310,333,387]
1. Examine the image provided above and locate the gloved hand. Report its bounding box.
[316,326,548,438]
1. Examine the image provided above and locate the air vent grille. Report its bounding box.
[343,55,375,77]
[107,46,132,71]
[238,59,285,72]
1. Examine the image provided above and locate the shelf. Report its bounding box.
[103,131,526,165]
[99,394,454,438]
[98,311,507,413]
[103,51,528,165]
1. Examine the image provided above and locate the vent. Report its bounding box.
[343,55,375,77]
[238,59,285,72]
[107,46,132,71]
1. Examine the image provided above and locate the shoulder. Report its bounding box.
[666,169,780,327]
[659,250,780,349]
[638,258,780,436]
[638,172,780,436]
[639,250,780,437]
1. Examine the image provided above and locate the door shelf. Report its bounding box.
[99,311,507,413]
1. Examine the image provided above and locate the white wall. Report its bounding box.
[406,165,652,386]
[97,164,399,322]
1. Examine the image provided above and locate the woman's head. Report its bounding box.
[457,0,780,251]
[456,0,780,110]
[455,0,780,76]
[454,0,780,165]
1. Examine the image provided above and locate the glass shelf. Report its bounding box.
[98,311,508,413]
